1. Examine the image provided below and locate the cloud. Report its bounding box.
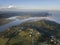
[7,5,16,8]
[8,5,13,8]
[0,5,60,11]
[0,5,16,9]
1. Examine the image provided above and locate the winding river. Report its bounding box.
[0,12,60,31]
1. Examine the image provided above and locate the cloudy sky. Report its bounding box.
[0,0,60,11]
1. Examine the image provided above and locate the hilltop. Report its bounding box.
[0,20,60,45]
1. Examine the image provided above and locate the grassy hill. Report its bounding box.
[0,20,60,45]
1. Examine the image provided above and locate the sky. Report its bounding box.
[0,0,60,10]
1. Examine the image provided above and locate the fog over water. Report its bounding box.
[0,12,60,31]
[49,11,60,23]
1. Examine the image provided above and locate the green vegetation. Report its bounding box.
[0,28,40,45]
[0,18,13,26]
[0,20,60,45]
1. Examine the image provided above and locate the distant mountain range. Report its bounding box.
[0,11,51,18]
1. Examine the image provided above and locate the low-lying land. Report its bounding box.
[0,18,14,26]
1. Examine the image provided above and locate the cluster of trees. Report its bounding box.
[0,20,60,45]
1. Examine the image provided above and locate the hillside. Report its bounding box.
[0,11,50,18]
[0,20,60,45]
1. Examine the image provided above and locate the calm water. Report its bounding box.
[0,19,30,31]
[0,12,60,31]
